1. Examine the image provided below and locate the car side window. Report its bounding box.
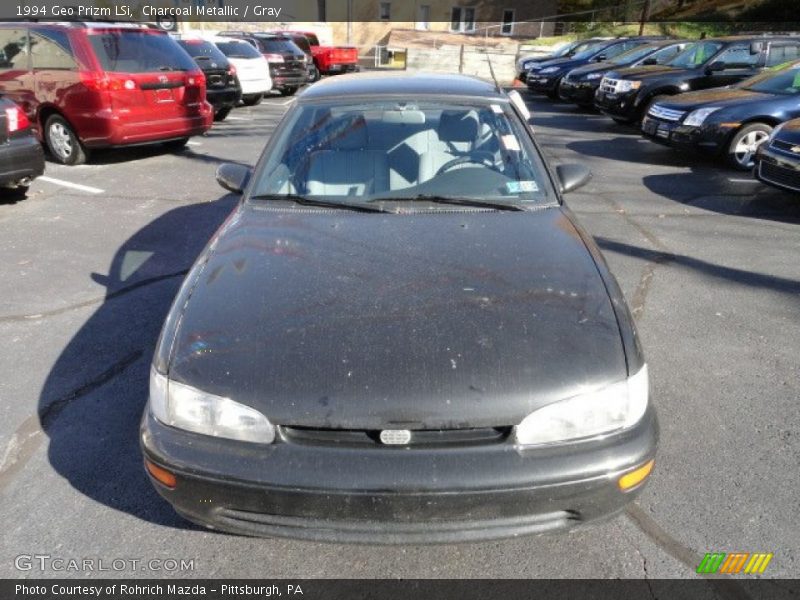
[650,44,684,64]
[714,45,760,69]
[0,28,29,70]
[30,31,77,70]
[766,44,800,68]
[603,42,637,60]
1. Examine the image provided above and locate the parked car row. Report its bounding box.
[523,34,800,189]
[0,21,360,190]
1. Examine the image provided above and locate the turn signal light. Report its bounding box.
[618,459,654,491]
[145,459,177,489]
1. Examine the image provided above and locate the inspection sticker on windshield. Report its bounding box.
[506,181,539,194]
[501,135,520,151]
[490,104,504,114]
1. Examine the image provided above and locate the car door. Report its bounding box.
[30,28,81,126]
[706,44,763,87]
[0,28,34,119]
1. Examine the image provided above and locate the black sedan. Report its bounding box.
[516,38,610,83]
[0,97,44,199]
[559,41,689,107]
[175,38,242,122]
[641,62,800,169]
[141,73,657,543]
[755,118,800,192]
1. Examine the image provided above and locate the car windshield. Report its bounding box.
[572,42,612,61]
[290,35,311,54]
[553,41,580,57]
[610,44,660,65]
[87,30,197,72]
[250,98,552,207]
[667,41,723,68]
[215,40,263,59]
[740,64,800,94]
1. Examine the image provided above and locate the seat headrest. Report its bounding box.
[437,110,479,143]
[329,114,368,150]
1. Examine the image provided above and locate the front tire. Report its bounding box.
[44,114,87,166]
[214,107,232,122]
[241,94,263,106]
[728,123,772,171]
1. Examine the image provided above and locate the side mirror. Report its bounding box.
[593,54,607,62]
[642,57,658,66]
[706,61,726,73]
[556,164,592,194]
[216,162,252,194]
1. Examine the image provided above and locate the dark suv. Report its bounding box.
[175,38,241,121]
[595,36,800,124]
[220,32,308,96]
[526,37,668,99]
[0,22,212,165]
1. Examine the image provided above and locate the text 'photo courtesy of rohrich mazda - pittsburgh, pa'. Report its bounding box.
[0,1,799,598]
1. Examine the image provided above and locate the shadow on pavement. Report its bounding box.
[37,193,238,528]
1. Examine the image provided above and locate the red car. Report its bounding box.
[274,30,359,76]
[0,22,213,165]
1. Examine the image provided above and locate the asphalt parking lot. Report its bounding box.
[0,90,797,582]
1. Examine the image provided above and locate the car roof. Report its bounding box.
[704,35,800,42]
[299,72,504,101]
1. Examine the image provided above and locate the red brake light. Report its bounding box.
[80,72,137,92]
[5,106,30,133]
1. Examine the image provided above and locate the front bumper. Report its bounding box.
[526,73,562,94]
[594,89,642,122]
[641,116,729,155]
[270,72,307,88]
[755,144,800,193]
[141,407,658,543]
[0,134,45,186]
[558,79,599,105]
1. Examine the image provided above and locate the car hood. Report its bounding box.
[775,118,800,145]
[654,88,770,111]
[606,64,681,81]
[531,56,587,71]
[167,206,627,430]
[568,61,617,78]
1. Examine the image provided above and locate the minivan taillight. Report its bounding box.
[5,106,30,133]
[80,72,138,92]
[263,53,284,63]
[227,64,237,76]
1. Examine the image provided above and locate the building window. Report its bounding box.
[416,4,431,30]
[379,1,391,20]
[501,9,515,35]
[451,7,476,33]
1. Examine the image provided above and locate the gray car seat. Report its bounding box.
[306,115,389,196]
[418,110,481,182]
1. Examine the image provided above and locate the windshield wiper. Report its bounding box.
[249,194,393,213]
[368,195,526,212]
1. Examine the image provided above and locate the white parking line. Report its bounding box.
[281,98,296,106]
[225,116,249,121]
[728,178,759,184]
[186,140,202,146]
[39,176,104,194]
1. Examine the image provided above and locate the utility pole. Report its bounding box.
[638,0,651,36]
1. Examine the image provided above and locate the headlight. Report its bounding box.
[149,368,276,444]
[515,365,648,446]
[540,66,560,74]
[616,80,642,93]
[586,72,603,80]
[683,107,720,127]
[519,60,533,71]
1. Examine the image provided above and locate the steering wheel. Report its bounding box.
[435,153,500,177]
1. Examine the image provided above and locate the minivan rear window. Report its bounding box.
[216,41,262,59]
[88,30,197,73]
[259,38,303,54]
[177,40,229,67]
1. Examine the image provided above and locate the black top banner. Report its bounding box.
[3,579,800,600]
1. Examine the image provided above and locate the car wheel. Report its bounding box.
[163,137,190,152]
[728,123,772,171]
[280,87,298,96]
[308,66,320,83]
[241,94,263,106]
[1,185,29,201]
[214,107,232,122]
[546,78,563,100]
[44,114,87,166]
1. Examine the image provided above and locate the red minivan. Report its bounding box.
[0,22,213,165]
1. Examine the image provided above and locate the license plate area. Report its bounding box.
[156,88,174,103]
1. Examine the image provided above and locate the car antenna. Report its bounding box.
[483,39,503,94]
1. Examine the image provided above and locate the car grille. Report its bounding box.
[280,426,512,448]
[759,161,800,192]
[600,78,618,94]
[647,105,686,122]
[771,138,800,155]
